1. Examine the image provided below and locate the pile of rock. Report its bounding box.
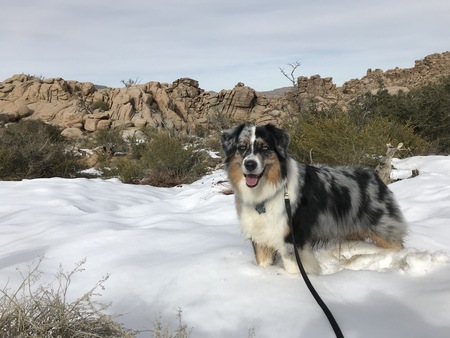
[1,51,449,139]
[289,51,450,110]
[0,75,291,137]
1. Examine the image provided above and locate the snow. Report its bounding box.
[1,156,450,337]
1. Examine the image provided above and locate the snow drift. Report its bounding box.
[1,156,449,337]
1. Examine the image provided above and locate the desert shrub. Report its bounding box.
[139,131,209,187]
[287,114,428,167]
[348,75,450,153]
[401,76,450,152]
[93,128,128,154]
[76,129,131,180]
[91,100,110,112]
[114,157,145,184]
[0,120,83,180]
[0,258,135,337]
[127,129,154,161]
[76,127,211,186]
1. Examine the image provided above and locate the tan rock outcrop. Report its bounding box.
[0,52,449,135]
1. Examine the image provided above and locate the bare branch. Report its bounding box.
[121,78,141,88]
[280,61,301,86]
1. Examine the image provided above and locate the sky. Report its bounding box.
[1,0,449,92]
[0,155,449,337]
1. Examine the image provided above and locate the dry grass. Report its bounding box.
[0,258,260,337]
[151,308,192,338]
[0,257,135,338]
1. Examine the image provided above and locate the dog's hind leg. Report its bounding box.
[252,241,276,267]
[369,232,404,250]
[368,217,407,251]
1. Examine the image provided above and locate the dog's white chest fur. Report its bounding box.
[238,190,288,250]
[236,158,300,251]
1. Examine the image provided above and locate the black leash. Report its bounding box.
[284,189,344,338]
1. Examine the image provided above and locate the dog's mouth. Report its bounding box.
[244,172,264,188]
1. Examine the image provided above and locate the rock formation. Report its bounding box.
[0,51,449,136]
[290,52,450,111]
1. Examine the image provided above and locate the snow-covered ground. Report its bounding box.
[1,156,449,337]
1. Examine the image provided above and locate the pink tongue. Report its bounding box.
[245,175,259,187]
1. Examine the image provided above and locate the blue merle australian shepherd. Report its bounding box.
[221,123,407,274]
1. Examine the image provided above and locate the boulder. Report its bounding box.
[96,119,111,130]
[230,83,256,108]
[61,127,84,140]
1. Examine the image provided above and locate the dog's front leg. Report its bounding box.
[281,243,321,275]
[252,240,276,267]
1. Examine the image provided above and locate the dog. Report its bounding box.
[221,123,407,274]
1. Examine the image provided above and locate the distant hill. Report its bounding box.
[257,86,292,98]
[94,84,109,90]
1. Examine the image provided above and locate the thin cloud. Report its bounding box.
[1,0,449,91]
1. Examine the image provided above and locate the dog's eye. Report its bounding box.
[262,145,270,152]
[238,144,247,152]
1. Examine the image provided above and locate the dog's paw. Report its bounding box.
[284,259,322,275]
[300,245,322,275]
[281,244,322,275]
[257,258,274,268]
[302,261,322,275]
[282,250,322,275]
[283,259,300,274]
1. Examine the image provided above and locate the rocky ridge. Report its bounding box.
[0,51,449,138]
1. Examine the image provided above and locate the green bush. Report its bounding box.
[287,114,428,167]
[139,131,209,187]
[115,157,145,184]
[348,75,450,153]
[76,127,211,186]
[93,128,128,154]
[0,120,84,180]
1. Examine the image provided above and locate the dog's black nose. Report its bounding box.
[244,160,257,172]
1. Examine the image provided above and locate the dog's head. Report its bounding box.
[221,123,290,188]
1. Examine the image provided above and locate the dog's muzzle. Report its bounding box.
[243,159,264,188]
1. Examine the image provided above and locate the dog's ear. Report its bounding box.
[265,124,290,159]
[221,123,246,157]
